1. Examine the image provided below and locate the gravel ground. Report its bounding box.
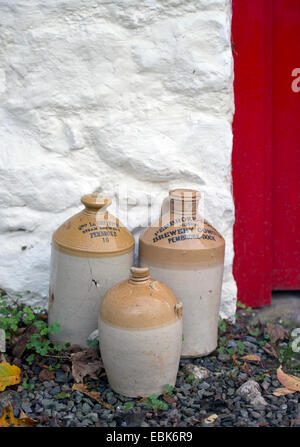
[1,309,299,428]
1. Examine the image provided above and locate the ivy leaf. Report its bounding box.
[0,362,21,391]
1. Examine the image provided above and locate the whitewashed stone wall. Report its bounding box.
[0,0,236,318]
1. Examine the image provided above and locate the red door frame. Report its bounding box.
[232,0,273,307]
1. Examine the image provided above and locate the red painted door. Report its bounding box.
[272,0,300,290]
[232,0,300,307]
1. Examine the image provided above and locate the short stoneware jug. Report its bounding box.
[139,189,225,357]
[98,267,183,397]
[49,193,135,347]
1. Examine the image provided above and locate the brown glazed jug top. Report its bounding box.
[139,189,225,269]
[53,194,135,257]
[100,267,183,329]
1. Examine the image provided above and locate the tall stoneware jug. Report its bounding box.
[139,189,225,357]
[49,194,135,347]
[98,267,183,397]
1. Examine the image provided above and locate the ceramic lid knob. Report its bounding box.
[81,194,112,212]
[130,267,150,282]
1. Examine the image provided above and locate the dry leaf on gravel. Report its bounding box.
[290,418,300,427]
[277,366,300,392]
[204,414,218,424]
[273,387,297,396]
[0,363,21,391]
[261,342,278,358]
[72,383,101,401]
[240,362,252,376]
[71,348,102,383]
[240,354,261,362]
[264,323,290,344]
[232,354,239,365]
[163,395,176,406]
[0,402,37,427]
[12,324,36,359]
[38,368,55,382]
[72,383,114,411]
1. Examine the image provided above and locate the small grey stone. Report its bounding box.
[182,408,194,417]
[240,409,248,418]
[22,403,32,413]
[42,398,56,409]
[236,380,267,408]
[198,381,210,390]
[80,419,91,426]
[87,412,99,423]
[55,373,68,384]
[49,386,61,396]
[218,354,231,363]
[106,392,117,405]
[252,411,262,419]
[82,402,92,414]
[243,341,258,351]
[184,364,211,380]
[93,404,103,412]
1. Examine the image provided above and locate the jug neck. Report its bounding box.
[168,189,200,219]
[129,267,150,284]
[81,194,112,216]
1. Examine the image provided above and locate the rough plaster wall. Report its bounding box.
[0,0,237,318]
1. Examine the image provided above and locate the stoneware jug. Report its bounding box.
[98,267,183,397]
[139,189,225,357]
[49,193,135,347]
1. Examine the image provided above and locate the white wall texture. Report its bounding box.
[0,0,237,318]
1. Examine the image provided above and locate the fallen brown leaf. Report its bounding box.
[36,362,50,369]
[290,418,300,427]
[12,324,36,359]
[66,344,82,353]
[38,368,55,382]
[36,414,50,425]
[264,323,290,344]
[231,354,251,376]
[232,354,239,366]
[240,354,261,362]
[71,348,102,383]
[61,363,71,373]
[72,383,114,411]
[0,362,21,391]
[0,402,37,427]
[163,395,176,405]
[273,387,297,396]
[277,366,300,392]
[261,342,278,358]
[241,362,252,376]
[72,383,100,400]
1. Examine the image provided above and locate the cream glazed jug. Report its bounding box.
[98,267,183,397]
[139,189,225,357]
[48,194,135,347]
